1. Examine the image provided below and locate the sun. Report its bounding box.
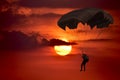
[54,39,72,56]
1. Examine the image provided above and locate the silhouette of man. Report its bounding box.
[80,53,89,71]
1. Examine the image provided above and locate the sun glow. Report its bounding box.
[54,39,72,56]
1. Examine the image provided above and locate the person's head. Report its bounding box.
[82,53,86,56]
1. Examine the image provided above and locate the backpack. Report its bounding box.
[82,54,89,62]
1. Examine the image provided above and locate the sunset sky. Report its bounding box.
[0,0,120,80]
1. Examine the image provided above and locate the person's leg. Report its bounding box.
[80,61,84,71]
[80,64,83,71]
[84,64,86,71]
[80,60,86,71]
[84,62,87,71]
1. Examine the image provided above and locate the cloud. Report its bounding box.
[49,38,77,46]
[17,7,32,16]
[0,0,32,29]
[30,13,61,18]
[0,31,38,50]
[0,10,27,29]
[6,0,19,3]
[0,30,50,50]
[18,0,98,8]
[0,0,19,12]
[19,0,120,9]
[31,8,74,15]
[0,0,32,15]
[82,38,112,42]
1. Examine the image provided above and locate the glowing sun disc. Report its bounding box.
[54,45,72,56]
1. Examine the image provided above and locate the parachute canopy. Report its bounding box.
[57,8,113,30]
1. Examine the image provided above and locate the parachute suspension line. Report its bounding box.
[82,28,86,41]
[89,29,94,40]
[79,24,85,52]
[95,27,110,39]
[83,31,85,41]
[85,30,87,40]
[95,29,104,39]
[81,24,88,52]
[84,24,88,41]
[87,25,90,40]
[89,27,93,40]
[92,28,97,40]
[87,25,93,40]
[103,27,111,38]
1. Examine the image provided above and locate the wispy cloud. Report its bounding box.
[18,0,120,9]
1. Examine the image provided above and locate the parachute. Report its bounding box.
[57,8,113,30]
[57,8,114,40]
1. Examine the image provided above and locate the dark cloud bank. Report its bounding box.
[49,39,77,46]
[0,31,41,50]
[0,31,76,51]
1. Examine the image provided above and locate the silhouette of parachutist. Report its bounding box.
[80,53,89,71]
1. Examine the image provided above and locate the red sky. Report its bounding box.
[0,0,120,80]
